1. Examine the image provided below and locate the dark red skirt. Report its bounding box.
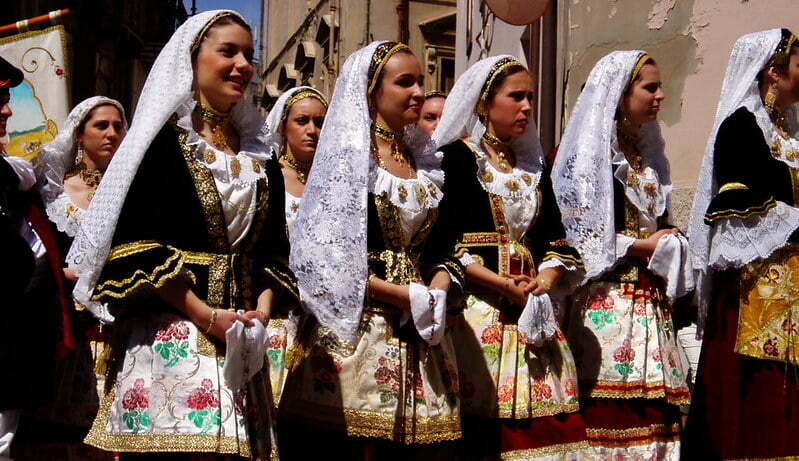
[683,270,799,459]
[459,413,589,459]
[582,398,680,450]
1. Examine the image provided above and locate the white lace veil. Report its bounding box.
[262,86,327,158]
[290,41,438,343]
[36,96,127,236]
[432,54,543,173]
[688,29,785,333]
[551,50,670,281]
[67,10,266,305]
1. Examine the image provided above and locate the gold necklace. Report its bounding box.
[372,121,409,166]
[195,103,232,151]
[74,162,103,201]
[481,132,513,172]
[282,146,312,184]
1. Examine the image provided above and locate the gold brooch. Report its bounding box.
[416,183,428,207]
[482,170,494,183]
[506,180,520,192]
[427,182,438,198]
[231,158,241,178]
[398,184,408,202]
[203,148,216,164]
[252,158,261,173]
[521,173,532,185]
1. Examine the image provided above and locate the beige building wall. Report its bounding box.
[457,0,799,227]
[260,0,455,111]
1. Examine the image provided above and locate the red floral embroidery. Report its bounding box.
[155,320,190,342]
[268,333,286,349]
[588,289,614,311]
[633,301,647,316]
[652,348,662,362]
[531,377,553,402]
[612,339,635,363]
[667,351,678,368]
[564,378,576,397]
[122,378,149,411]
[497,380,514,404]
[187,378,220,410]
[763,338,780,357]
[374,356,401,393]
[481,325,502,344]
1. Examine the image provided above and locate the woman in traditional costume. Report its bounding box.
[552,51,693,459]
[261,86,327,405]
[425,55,590,460]
[280,41,463,457]
[685,28,799,460]
[21,97,126,457]
[67,10,292,458]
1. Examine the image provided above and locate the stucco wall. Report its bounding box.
[561,0,799,227]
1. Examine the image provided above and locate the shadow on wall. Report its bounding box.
[564,0,699,128]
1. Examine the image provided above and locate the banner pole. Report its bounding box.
[0,9,70,38]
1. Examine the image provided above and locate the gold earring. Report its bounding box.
[765,83,779,116]
[75,145,85,166]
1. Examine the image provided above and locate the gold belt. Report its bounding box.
[183,250,241,308]
[368,249,422,285]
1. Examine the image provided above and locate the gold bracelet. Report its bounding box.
[205,309,217,334]
[366,274,377,300]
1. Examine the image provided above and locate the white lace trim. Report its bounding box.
[368,164,442,212]
[469,141,541,199]
[615,234,636,261]
[45,192,84,237]
[708,201,799,269]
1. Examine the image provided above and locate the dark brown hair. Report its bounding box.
[191,14,252,60]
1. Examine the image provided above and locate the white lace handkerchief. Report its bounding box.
[518,293,558,347]
[648,233,695,301]
[223,314,269,391]
[409,282,447,346]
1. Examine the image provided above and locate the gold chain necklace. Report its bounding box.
[481,131,513,172]
[372,121,409,166]
[282,146,312,184]
[195,103,232,151]
[74,162,103,201]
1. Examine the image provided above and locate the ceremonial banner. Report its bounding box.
[0,25,69,160]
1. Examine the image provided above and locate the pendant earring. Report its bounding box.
[75,144,85,166]
[765,83,779,116]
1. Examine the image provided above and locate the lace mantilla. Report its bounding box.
[687,29,795,335]
[67,11,268,306]
[552,50,671,282]
[36,96,127,237]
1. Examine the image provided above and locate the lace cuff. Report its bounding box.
[616,234,636,261]
[647,233,695,300]
[93,241,185,302]
[459,252,477,266]
[708,201,799,269]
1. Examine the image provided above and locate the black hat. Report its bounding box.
[0,55,23,89]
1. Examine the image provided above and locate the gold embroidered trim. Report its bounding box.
[729,456,799,460]
[718,182,750,193]
[175,120,230,253]
[501,440,591,460]
[704,197,777,223]
[196,329,224,358]
[368,249,422,285]
[108,240,163,261]
[442,259,465,282]
[543,251,584,268]
[85,381,251,456]
[497,401,580,420]
[93,248,184,300]
[585,423,680,448]
[264,265,300,299]
[584,379,691,405]
[342,408,462,445]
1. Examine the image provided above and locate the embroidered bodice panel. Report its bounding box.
[285,191,301,237]
[369,166,442,247]
[612,149,670,235]
[471,142,541,242]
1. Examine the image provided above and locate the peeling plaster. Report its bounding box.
[647,0,677,30]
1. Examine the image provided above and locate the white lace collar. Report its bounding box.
[176,110,268,186]
[46,191,84,237]
[465,140,540,199]
[368,160,443,212]
[612,148,670,220]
